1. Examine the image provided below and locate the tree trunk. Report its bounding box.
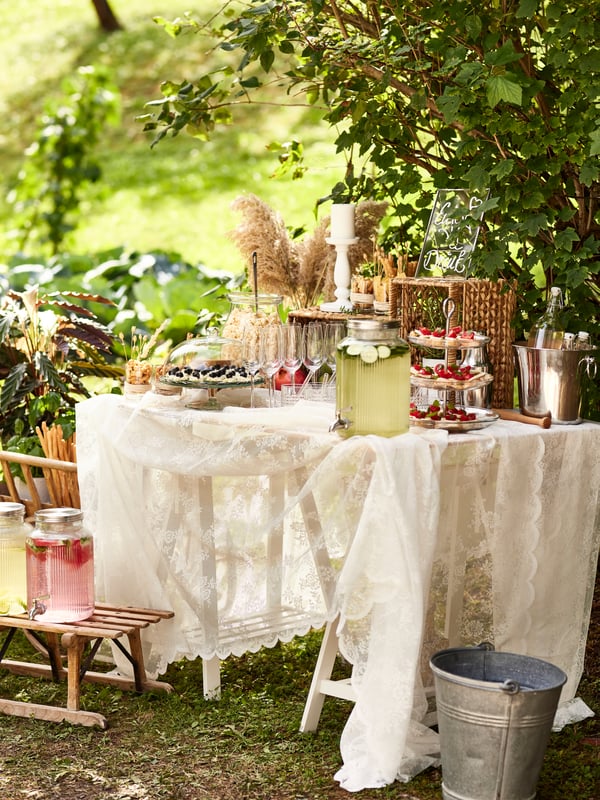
[90,0,123,32]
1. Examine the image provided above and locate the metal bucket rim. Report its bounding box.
[430,647,567,693]
[513,342,597,354]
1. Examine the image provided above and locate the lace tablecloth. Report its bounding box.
[76,393,600,791]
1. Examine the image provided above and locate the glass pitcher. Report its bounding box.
[0,502,31,615]
[26,507,94,623]
[333,319,410,437]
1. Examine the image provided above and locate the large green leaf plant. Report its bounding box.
[0,287,121,463]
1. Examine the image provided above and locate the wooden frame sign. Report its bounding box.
[416,188,489,277]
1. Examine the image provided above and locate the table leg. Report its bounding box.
[299,618,355,732]
[291,468,336,609]
[266,473,285,610]
[62,633,84,712]
[202,655,221,700]
[195,476,221,698]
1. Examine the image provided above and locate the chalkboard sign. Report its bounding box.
[416,188,489,277]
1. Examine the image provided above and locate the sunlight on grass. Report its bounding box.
[0,0,346,271]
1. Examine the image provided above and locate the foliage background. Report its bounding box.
[144,0,600,342]
[0,0,598,419]
[0,0,344,273]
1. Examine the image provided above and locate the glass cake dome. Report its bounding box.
[158,328,250,388]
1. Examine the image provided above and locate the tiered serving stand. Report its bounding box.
[408,298,498,431]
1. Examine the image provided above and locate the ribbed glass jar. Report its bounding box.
[0,503,31,615]
[335,319,410,437]
[26,507,94,623]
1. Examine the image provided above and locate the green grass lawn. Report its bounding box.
[0,0,345,272]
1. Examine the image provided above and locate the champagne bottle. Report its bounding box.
[527,286,564,349]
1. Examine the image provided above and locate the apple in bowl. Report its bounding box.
[274,366,308,390]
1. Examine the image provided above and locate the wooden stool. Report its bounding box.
[0,602,174,728]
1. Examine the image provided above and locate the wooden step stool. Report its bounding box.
[0,602,174,729]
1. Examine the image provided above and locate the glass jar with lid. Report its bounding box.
[26,507,94,623]
[333,319,410,437]
[0,502,31,615]
[221,291,283,343]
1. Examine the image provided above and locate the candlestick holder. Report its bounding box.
[320,236,359,313]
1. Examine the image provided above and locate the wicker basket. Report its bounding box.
[390,277,517,408]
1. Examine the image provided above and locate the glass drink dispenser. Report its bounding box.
[26,507,94,623]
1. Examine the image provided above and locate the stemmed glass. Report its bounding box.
[324,322,345,380]
[281,324,303,389]
[241,323,261,408]
[259,325,284,407]
[302,321,325,384]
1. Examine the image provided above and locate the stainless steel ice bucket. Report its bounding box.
[513,344,597,424]
[430,645,566,800]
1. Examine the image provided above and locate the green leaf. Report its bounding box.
[516,0,538,18]
[152,16,184,38]
[0,363,27,411]
[260,49,275,72]
[521,213,550,236]
[486,74,523,107]
[580,158,599,187]
[554,228,580,252]
[485,41,521,67]
[490,159,515,179]
[240,76,261,88]
[437,93,462,123]
[464,15,482,39]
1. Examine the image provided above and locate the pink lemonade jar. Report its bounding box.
[26,508,94,623]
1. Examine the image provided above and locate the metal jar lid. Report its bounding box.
[33,507,84,525]
[0,502,26,519]
[346,318,401,333]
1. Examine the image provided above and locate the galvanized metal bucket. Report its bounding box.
[430,644,566,800]
[513,344,597,424]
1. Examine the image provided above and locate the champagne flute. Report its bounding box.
[241,323,261,408]
[282,324,303,389]
[324,322,345,379]
[259,325,284,407]
[302,321,325,384]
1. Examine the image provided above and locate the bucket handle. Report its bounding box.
[476,642,520,693]
[578,355,597,380]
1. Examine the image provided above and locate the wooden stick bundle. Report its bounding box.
[36,422,80,508]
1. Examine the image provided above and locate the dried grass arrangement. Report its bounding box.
[229,194,388,308]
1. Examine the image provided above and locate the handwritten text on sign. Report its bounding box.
[416,189,489,277]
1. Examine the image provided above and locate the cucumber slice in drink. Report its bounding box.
[360,346,378,363]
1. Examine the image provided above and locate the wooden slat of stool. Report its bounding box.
[0,603,174,728]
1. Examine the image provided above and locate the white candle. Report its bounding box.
[330,203,355,240]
